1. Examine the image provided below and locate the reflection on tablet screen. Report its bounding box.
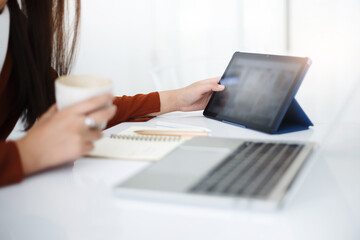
[206,57,301,128]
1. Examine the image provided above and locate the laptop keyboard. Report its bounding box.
[189,142,304,199]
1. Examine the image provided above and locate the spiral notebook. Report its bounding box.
[87,127,190,161]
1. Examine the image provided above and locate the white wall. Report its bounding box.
[290,0,360,84]
[289,0,360,122]
[72,0,286,95]
[242,0,286,54]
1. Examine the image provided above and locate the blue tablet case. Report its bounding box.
[275,98,313,134]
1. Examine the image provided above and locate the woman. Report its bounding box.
[0,0,224,187]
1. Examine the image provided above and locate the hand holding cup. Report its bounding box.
[55,75,114,130]
[15,75,117,175]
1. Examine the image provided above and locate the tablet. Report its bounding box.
[204,52,312,134]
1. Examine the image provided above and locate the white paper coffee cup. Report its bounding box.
[55,75,114,129]
[55,75,113,109]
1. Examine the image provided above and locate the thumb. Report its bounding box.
[211,84,225,92]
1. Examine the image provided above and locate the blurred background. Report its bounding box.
[73,0,360,96]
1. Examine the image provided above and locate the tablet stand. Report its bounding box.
[275,99,313,134]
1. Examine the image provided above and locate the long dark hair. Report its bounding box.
[7,0,81,129]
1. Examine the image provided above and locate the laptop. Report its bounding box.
[115,52,315,210]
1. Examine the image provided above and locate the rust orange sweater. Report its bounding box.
[0,48,160,187]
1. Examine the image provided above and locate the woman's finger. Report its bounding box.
[200,82,225,93]
[209,76,221,83]
[85,105,117,127]
[83,129,103,142]
[82,141,95,155]
[211,84,225,92]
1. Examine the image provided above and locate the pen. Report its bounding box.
[134,129,209,137]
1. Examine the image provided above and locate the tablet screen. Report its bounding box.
[204,52,309,133]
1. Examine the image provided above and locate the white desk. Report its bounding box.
[1,81,360,240]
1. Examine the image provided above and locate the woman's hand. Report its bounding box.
[176,77,225,111]
[15,93,116,175]
[155,77,225,115]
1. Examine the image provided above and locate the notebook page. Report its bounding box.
[88,127,189,161]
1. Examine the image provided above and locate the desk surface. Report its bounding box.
[1,80,360,240]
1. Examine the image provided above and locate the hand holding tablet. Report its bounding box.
[204,52,313,134]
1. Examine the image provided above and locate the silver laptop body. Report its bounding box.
[115,137,314,210]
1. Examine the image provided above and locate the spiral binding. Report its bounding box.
[110,134,181,142]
